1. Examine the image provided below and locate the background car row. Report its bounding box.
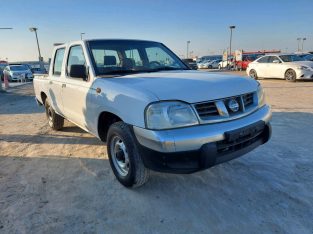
[0,63,47,82]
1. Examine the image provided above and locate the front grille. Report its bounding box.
[242,93,254,107]
[194,102,218,118]
[193,92,258,123]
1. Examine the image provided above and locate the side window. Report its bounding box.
[53,48,65,76]
[257,56,269,63]
[67,45,86,76]
[125,49,143,66]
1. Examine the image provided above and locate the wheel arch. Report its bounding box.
[97,111,123,142]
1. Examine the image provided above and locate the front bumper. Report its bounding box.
[133,105,272,173]
[296,69,313,79]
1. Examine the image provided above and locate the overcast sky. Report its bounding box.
[0,0,312,62]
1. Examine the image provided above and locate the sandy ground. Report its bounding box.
[0,75,313,233]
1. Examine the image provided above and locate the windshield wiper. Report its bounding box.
[148,67,187,72]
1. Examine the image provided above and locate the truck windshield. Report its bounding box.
[87,40,188,76]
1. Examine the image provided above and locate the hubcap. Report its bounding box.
[110,136,130,176]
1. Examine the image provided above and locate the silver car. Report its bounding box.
[3,65,34,82]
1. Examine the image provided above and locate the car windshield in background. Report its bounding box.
[279,55,303,62]
[87,40,188,76]
[10,65,28,71]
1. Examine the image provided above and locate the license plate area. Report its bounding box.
[224,121,265,143]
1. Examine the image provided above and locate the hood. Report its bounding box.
[102,70,258,103]
[292,61,313,67]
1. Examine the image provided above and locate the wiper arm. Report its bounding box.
[149,67,187,72]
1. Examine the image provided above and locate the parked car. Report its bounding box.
[218,58,234,69]
[34,39,272,187]
[198,59,221,69]
[197,59,211,69]
[247,54,313,82]
[3,64,34,81]
[182,58,198,70]
[235,54,263,70]
[31,67,47,74]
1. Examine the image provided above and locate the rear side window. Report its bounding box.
[257,56,269,63]
[53,48,65,76]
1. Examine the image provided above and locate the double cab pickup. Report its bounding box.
[34,39,272,187]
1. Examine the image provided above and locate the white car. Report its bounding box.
[218,60,234,69]
[207,59,222,69]
[33,39,272,187]
[247,54,313,82]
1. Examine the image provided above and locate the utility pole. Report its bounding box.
[29,27,45,70]
[0,27,13,92]
[80,32,85,40]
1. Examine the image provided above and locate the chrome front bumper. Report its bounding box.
[133,105,272,153]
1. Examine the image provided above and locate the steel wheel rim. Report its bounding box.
[47,107,53,126]
[110,136,130,176]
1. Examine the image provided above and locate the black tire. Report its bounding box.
[44,99,64,130]
[208,65,212,69]
[249,69,258,80]
[285,69,297,82]
[107,121,149,187]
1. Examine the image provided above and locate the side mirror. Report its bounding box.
[69,64,87,80]
[273,60,280,64]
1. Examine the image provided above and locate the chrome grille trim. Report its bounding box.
[192,92,259,124]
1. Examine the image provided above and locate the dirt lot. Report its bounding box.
[1,74,313,233]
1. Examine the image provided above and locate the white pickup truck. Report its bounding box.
[34,39,272,187]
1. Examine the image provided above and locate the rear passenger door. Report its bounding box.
[61,44,91,129]
[49,47,66,115]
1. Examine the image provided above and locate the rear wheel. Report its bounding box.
[107,122,149,187]
[249,69,258,80]
[218,65,222,70]
[285,69,296,82]
[44,100,64,130]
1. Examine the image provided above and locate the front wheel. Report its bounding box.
[107,122,150,187]
[285,69,297,82]
[249,69,258,80]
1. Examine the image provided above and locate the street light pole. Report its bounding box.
[29,27,44,70]
[80,32,85,40]
[302,38,306,52]
[186,41,190,59]
[229,25,236,70]
[297,38,301,52]
[0,27,13,92]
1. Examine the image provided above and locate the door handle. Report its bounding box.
[62,83,66,88]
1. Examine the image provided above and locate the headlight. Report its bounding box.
[296,66,309,70]
[145,101,199,130]
[257,84,266,107]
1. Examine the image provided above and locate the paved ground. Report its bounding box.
[0,74,313,233]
